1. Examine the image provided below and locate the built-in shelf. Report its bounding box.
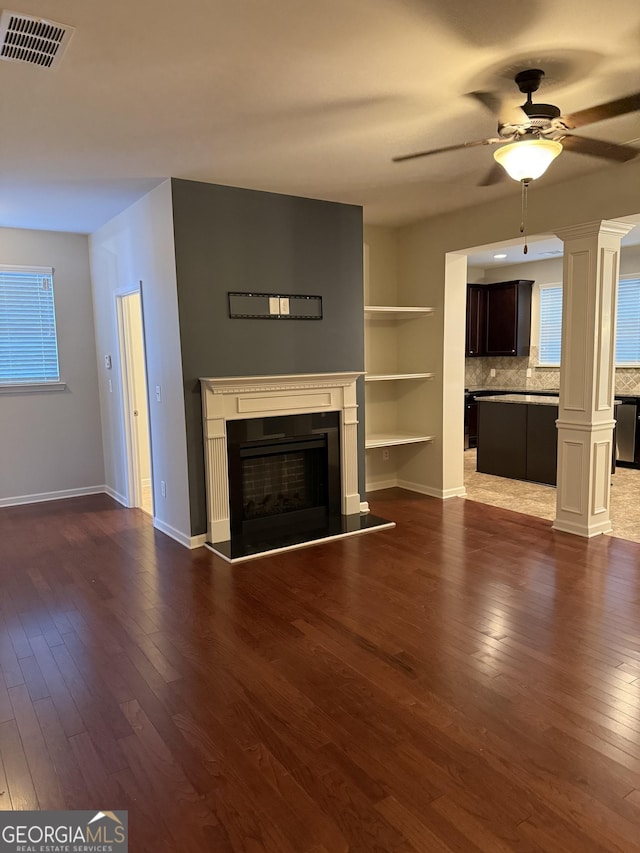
[362,247,437,491]
[364,305,435,317]
[365,372,435,382]
[365,433,435,449]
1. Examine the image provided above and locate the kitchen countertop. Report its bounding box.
[479,394,622,407]
[478,394,561,406]
[465,386,559,394]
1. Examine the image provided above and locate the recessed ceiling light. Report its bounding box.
[493,253,507,259]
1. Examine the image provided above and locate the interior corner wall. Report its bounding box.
[170,178,365,537]
[89,180,192,543]
[0,228,104,504]
[395,159,640,495]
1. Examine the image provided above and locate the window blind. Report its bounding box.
[538,285,563,366]
[0,267,60,384]
[615,278,640,366]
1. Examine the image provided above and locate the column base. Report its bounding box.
[552,517,613,538]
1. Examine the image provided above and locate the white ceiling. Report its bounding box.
[0,0,639,234]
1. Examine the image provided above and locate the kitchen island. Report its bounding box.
[476,395,561,486]
[477,395,619,486]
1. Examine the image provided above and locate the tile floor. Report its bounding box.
[464,448,640,544]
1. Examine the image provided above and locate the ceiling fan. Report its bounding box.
[393,69,640,185]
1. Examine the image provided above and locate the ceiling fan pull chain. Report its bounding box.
[520,179,529,254]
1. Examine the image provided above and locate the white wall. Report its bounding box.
[0,228,104,504]
[396,159,640,494]
[89,181,192,545]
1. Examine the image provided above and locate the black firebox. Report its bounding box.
[226,412,341,539]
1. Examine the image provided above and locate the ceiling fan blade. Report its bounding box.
[468,91,502,115]
[559,133,638,162]
[468,91,528,127]
[393,137,504,163]
[477,163,508,186]
[562,92,640,128]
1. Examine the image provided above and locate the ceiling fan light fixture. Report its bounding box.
[493,138,563,182]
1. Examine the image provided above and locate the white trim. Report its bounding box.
[398,479,466,499]
[0,263,53,275]
[360,501,370,513]
[104,486,128,506]
[366,478,400,492]
[0,382,67,394]
[0,485,106,508]
[204,521,396,564]
[366,478,465,499]
[189,533,207,549]
[153,516,193,548]
[116,293,138,509]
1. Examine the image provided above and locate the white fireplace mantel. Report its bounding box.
[200,372,363,544]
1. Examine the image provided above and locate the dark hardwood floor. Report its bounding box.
[1,490,640,851]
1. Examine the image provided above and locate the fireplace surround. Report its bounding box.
[200,372,393,561]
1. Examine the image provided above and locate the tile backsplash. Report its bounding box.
[466,349,640,394]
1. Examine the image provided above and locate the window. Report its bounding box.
[537,278,640,367]
[615,278,640,365]
[0,265,60,385]
[538,284,562,366]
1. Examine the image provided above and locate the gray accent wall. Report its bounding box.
[170,178,365,536]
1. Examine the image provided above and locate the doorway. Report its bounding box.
[117,289,153,515]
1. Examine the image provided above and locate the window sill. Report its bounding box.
[0,382,67,394]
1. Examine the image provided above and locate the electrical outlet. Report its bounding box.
[526,368,532,378]
[382,448,390,462]
[161,481,166,498]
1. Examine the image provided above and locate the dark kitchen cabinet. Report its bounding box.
[466,284,486,357]
[466,280,533,357]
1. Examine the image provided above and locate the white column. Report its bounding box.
[553,220,633,537]
[341,380,362,515]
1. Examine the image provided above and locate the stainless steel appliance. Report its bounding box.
[616,396,640,468]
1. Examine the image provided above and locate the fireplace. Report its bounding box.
[227,412,340,537]
[200,373,394,561]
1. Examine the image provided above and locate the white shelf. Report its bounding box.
[364,306,435,317]
[365,372,435,382]
[366,433,435,449]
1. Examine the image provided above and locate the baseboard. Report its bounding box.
[104,486,128,507]
[396,479,466,499]
[0,485,107,509]
[153,517,206,549]
[360,501,370,513]
[152,517,193,548]
[366,478,399,492]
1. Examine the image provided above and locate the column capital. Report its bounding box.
[555,219,634,243]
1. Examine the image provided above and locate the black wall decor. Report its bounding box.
[228,292,322,319]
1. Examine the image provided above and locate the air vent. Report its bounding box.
[0,10,74,69]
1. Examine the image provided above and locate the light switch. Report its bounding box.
[108,379,113,393]
[269,297,280,315]
[155,385,162,403]
[279,297,290,315]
